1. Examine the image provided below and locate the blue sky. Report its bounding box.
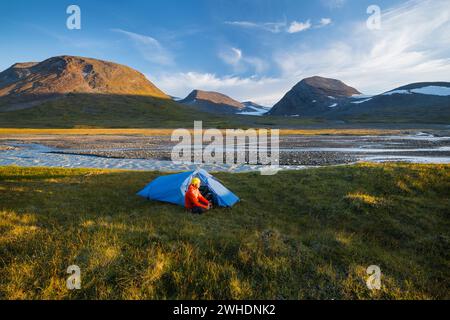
[1,0,449,105]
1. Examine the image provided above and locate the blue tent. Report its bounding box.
[137,169,239,208]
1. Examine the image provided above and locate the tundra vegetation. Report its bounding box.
[0,163,448,299]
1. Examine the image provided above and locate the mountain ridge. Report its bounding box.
[268,76,360,116]
[0,55,449,125]
[328,82,450,123]
[0,55,169,108]
[179,89,246,114]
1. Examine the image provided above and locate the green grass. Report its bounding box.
[339,103,450,125]
[1,93,448,129]
[0,164,449,300]
[0,94,240,129]
[0,93,324,129]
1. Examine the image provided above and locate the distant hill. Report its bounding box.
[0,56,169,111]
[179,90,246,114]
[238,101,271,116]
[327,82,450,123]
[268,76,360,116]
[267,76,450,124]
[1,55,448,127]
[0,56,242,128]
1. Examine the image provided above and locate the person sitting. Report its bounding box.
[185,177,211,214]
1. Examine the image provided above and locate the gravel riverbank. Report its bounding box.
[1,132,450,167]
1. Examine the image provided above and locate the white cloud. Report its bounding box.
[219,47,268,73]
[224,21,287,33]
[112,29,174,66]
[226,18,328,34]
[274,0,450,94]
[318,18,332,27]
[287,20,312,33]
[219,47,242,66]
[244,56,269,74]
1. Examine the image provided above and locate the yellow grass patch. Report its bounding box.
[0,211,39,243]
[229,275,253,299]
[345,192,385,207]
[2,262,35,300]
[335,232,354,246]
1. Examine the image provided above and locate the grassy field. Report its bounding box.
[0,164,449,300]
[4,94,446,130]
[0,93,324,129]
[0,94,238,129]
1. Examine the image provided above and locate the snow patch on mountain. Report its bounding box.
[383,89,412,96]
[383,86,450,97]
[351,98,373,104]
[351,94,372,99]
[237,104,270,116]
[237,111,266,116]
[412,86,450,96]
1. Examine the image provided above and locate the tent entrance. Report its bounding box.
[199,185,219,207]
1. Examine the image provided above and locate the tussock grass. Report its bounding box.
[0,164,449,300]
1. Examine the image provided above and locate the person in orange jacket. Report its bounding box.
[185,177,211,214]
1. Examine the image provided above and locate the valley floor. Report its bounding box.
[1,130,449,170]
[0,164,449,299]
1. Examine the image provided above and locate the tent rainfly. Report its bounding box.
[137,169,240,208]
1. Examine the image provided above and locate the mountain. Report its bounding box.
[0,56,243,128]
[179,90,245,114]
[170,95,183,101]
[266,76,450,123]
[238,101,271,116]
[0,55,169,111]
[330,82,450,123]
[1,55,448,126]
[268,76,360,116]
[242,101,270,111]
